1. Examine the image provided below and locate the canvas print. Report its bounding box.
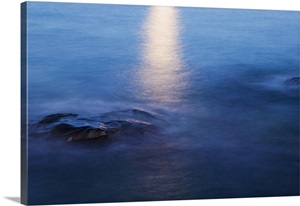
[21,1,299,205]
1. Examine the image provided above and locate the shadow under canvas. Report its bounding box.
[5,197,21,204]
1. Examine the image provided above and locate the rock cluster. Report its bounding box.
[29,109,159,142]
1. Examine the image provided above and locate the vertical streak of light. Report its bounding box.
[138,6,186,103]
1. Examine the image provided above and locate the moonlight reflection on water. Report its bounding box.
[138,6,187,103]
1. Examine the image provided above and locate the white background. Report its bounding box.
[0,0,299,205]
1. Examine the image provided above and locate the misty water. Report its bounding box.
[26,2,299,204]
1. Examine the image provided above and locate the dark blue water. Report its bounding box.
[26,2,299,205]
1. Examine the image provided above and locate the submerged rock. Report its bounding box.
[39,113,78,124]
[285,77,299,88]
[66,127,107,142]
[101,119,155,136]
[102,108,159,121]
[29,109,159,143]
[50,123,107,141]
[132,108,159,119]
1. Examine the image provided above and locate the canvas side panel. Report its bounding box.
[21,2,28,205]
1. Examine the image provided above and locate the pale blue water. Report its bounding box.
[26,2,299,205]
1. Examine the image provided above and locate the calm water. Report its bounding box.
[26,2,299,205]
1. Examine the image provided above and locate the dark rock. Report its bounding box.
[285,77,299,88]
[101,119,155,136]
[39,122,107,141]
[67,127,107,142]
[39,113,78,124]
[50,123,107,141]
[30,109,159,143]
[51,123,77,136]
[132,108,158,119]
[102,108,159,121]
